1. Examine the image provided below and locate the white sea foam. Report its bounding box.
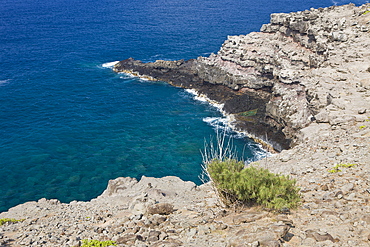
[103,60,156,82]
[185,89,233,133]
[203,116,233,132]
[244,150,269,163]
[185,88,271,158]
[254,149,271,160]
[185,89,235,133]
[101,61,120,68]
[0,79,10,86]
[203,117,227,128]
[185,89,224,112]
[185,89,199,98]
[118,70,157,82]
[203,116,269,162]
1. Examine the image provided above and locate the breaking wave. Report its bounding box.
[101,61,120,68]
[185,89,269,161]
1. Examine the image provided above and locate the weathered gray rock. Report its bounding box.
[147,203,174,215]
[341,183,354,195]
[114,3,370,152]
[305,230,336,242]
[1,3,370,247]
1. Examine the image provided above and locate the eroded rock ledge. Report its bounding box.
[1,4,370,247]
[114,3,370,151]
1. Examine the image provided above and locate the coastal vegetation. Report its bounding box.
[81,239,116,247]
[0,218,24,225]
[328,163,357,173]
[201,131,300,211]
[206,159,300,210]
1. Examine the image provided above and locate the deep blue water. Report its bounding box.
[0,0,367,212]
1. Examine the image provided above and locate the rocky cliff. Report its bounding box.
[113,3,370,152]
[1,3,370,247]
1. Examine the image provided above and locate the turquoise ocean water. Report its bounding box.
[0,0,367,212]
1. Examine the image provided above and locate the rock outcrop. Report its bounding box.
[1,3,370,247]
[0,176,293,247]
[113,3,370,152]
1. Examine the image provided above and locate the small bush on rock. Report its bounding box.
[328,163,357,173]
[0,218,24,225]
[201,129,300,211]
[207,159,300,210]
[81,239,116,247]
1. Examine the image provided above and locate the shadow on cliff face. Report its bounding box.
[197,83,291,152]
[113,58,291,152]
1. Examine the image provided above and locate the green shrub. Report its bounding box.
[81,239,116,247]
[0,218,24,225]
[328,163,357,173]
[207,158,300,210]
[201,129,300,211]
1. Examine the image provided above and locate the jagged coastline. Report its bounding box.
[1,4,370,247]
[113,3,370,152]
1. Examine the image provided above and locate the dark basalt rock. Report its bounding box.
[114,58,202,88]
[114,58,291,151]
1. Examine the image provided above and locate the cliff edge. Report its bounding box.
[114,3,370,152]
[1,3,370,247]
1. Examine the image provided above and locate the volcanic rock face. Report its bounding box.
[1,4,370,247]
[114,3,370,151]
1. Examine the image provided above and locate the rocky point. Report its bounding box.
[1,3,370,247]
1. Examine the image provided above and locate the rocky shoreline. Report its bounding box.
[1,3,370,247]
